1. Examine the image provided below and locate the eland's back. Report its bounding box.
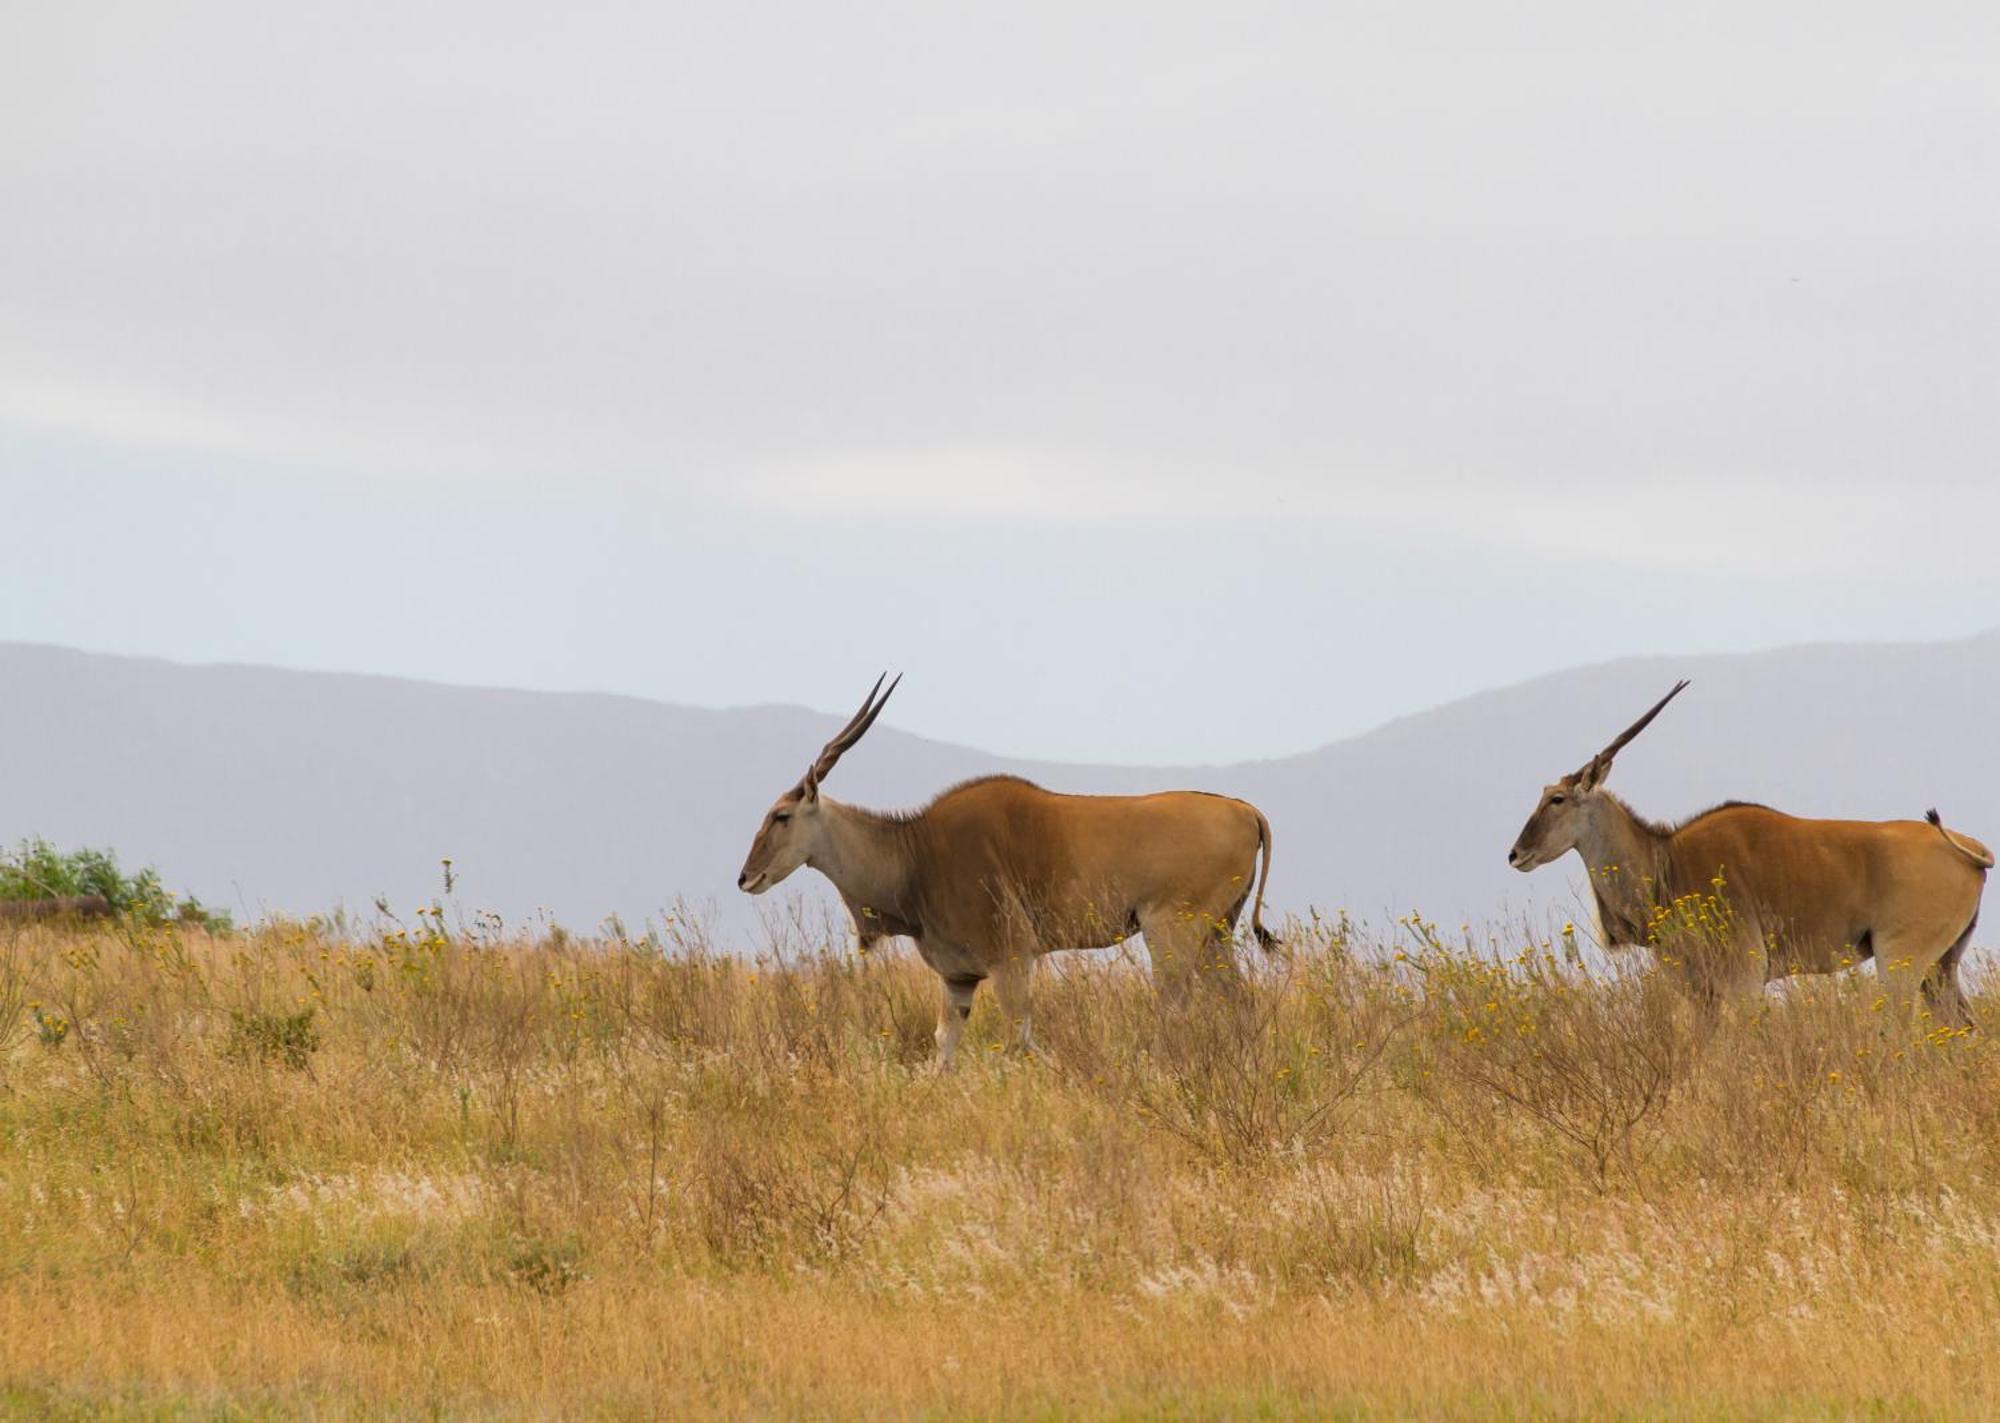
[1662,804,1989,975]
[907,776,1274,949]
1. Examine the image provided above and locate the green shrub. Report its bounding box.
[0,838,232,932]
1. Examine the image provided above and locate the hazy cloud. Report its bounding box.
[4,1,1996,758]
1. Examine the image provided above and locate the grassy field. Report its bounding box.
[2,906,1998,1418]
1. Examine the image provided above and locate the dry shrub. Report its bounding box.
[1416,937,1693,1190]
[1118,940,1411,1171]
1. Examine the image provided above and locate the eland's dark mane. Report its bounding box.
[1614,795,1773,840]
[927,773,1042,805]
[848,774,1046,828]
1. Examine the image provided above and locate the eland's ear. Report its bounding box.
[798,773,820,804]
[1572,757,1610,794]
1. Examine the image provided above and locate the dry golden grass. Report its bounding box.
[2,907,1998,1418]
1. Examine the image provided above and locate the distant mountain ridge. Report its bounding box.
[3,634,1997,947]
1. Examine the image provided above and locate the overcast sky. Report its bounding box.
[3,2,1995,762]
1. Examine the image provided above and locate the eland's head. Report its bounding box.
[1508,680,1689,872]
[737,674,900,895]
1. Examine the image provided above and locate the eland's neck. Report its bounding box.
[1574,797,1669,948]
[810,799,919,931]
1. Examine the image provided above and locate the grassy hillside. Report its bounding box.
[1,911,1996,1417]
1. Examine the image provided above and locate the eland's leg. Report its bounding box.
[1139,911,1200,1015]
[1201,913,1249,1008]
[1922,965,1972,1030]
[1163,907,1247,995]
[1141,908,1249,1013]
[934,975,982,1069]
[1921,926,1976,1031]
[1681,976,1726,1040]
[991,954,1040,1056]
[1872,935,1931,1033]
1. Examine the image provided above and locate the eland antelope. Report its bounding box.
[737,676,1280,1064]
[1508,681,1991,1024]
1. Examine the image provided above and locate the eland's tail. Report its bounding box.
[1250,807,1280,952]
[1928,809,1995,871]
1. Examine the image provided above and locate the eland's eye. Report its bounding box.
[1549,794,1567,805]
[772,812,791,825]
